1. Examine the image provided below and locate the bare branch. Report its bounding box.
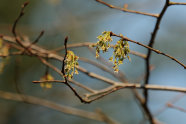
[111,32,186,69]
[26,30,44,50]
[130,50,147,59]
[169,2,186,5]
[12,2,30,50]
[52,42,146,59]
[96,109,120,124]
[144,0,169,104]
[33,80,65,83]
[167,103,186,113]
[60,37,92,103]
[154,93,185,116]
[61,36,68,75]
[95,0,159,18]
[33,79,96,93]
[85,83,186,100]
[32,30,45,45]
[69,79,97,93]
[52,42,93,52]
[88,47,128,82]
[0,90,118,123]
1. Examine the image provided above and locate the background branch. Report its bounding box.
[95,0,158,17]
[0,90,119,124]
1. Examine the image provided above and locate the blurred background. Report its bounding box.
[0,0,186,124]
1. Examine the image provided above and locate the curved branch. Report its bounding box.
[111,32,186,69]
[0,90,118,124]
[95,0,159,18]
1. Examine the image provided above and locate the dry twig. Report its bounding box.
[12,2,30,51]
[0,90,118,124]
[144,0,169,103]
[110,32,186,69]
[95,0,159,17]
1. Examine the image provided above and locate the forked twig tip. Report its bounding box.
[23,1,30,7]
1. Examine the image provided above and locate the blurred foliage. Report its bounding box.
[40,73,54,89]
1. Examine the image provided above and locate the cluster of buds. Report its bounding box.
[64,50,79,79]
[93,31,113,58]
[93,31,130,72]
[110,39,130,72]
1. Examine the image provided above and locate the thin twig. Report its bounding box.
[77,66,117,85]
[167,103,186,113]
[132,66,155,123]
[12,2,30,51]
[38,58,96,94]
[80,82,186,107]
[61,37,91,103]
[144,0,169,105]
[88,47,128,83]
[33,79,96,93]
[169,2,186,5]
[61,36,68,75]
[33,80,65,83]
[111,32,186,69]
[86,83,186,100]
[32,30,45,45]
[26,30,44,50]
[52,42,146,59]
[154,93,185,116]
[95,0,159,18]
[69,79,96,93]
[79,57,126,82]
[96,109,120,124]
[130,50,147,59]
[12,2,44,55]
[52,42,94,52]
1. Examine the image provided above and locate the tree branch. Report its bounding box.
[12,2,30,51]
[110,32,186,69]
[95,0,159,18]
[144,0,170,104]
[0,90,119,124]
[169,2,186,5]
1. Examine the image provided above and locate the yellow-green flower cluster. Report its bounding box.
[94,31,131,72]
[110,39,130,72]
[64,50,79,79]
[94,31,113,58]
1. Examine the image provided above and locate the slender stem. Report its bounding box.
[111,32,186,69]
[95,0,159,17]
[144,0,169,104]
[0,90,118,123]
